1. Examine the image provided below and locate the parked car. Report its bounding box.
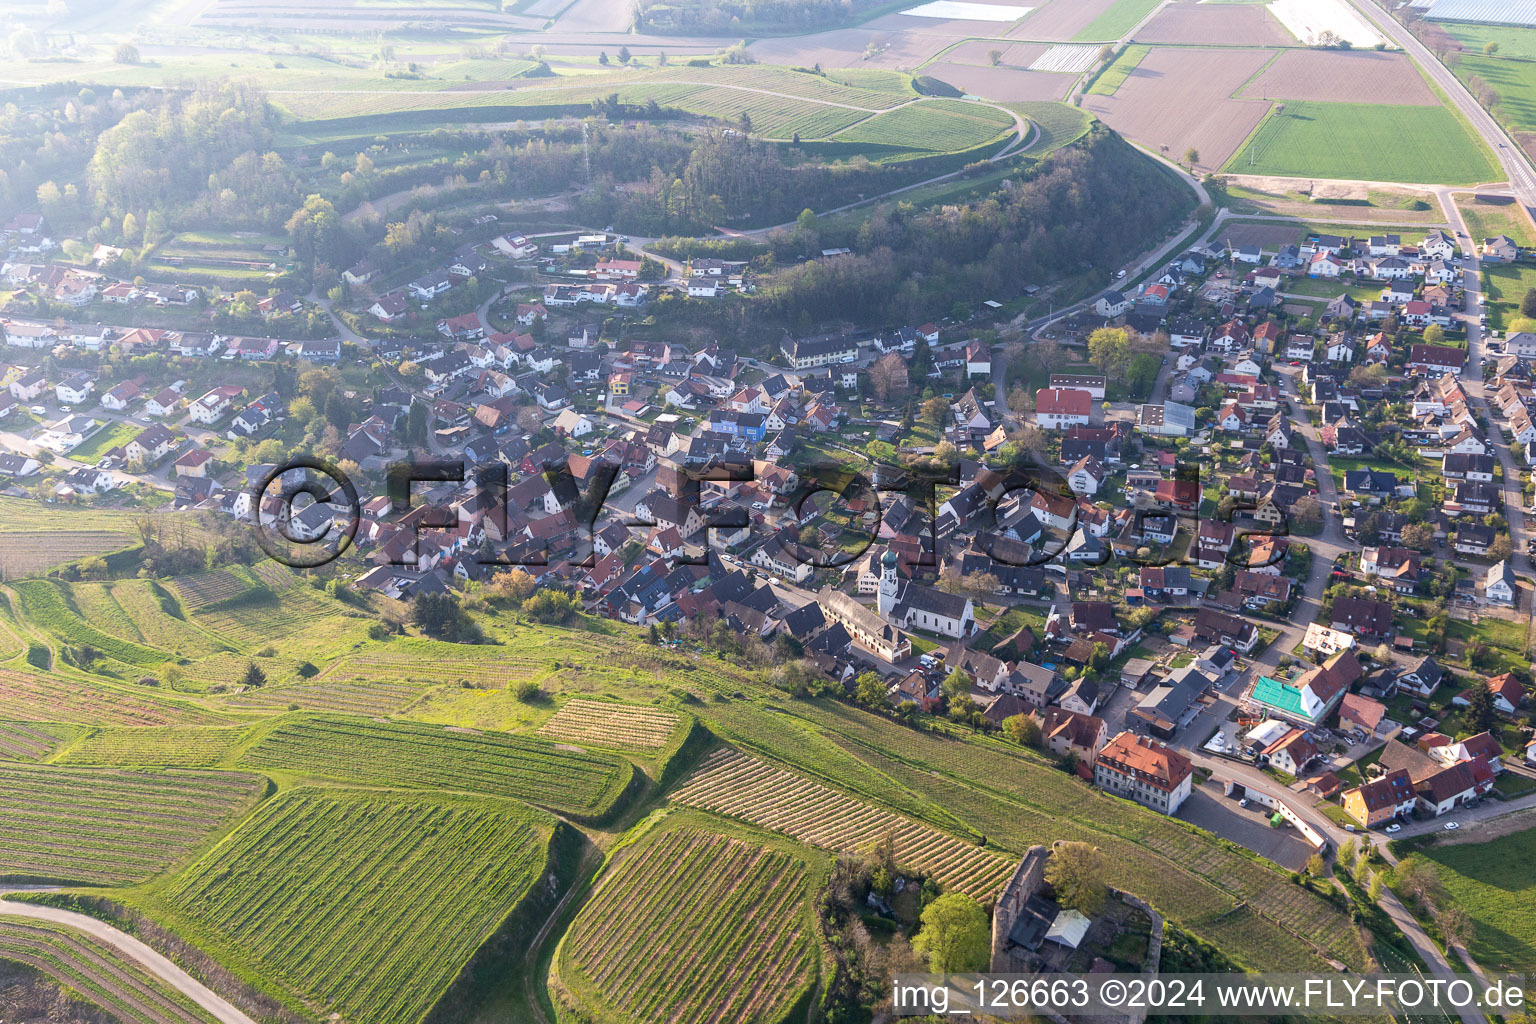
[1385,824,1401,834]
[1443,821,1460,831]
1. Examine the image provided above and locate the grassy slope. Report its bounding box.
[1422,828,1536,972]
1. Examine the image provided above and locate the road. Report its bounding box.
[1358,0,1536,210]
[0,896,257,1024]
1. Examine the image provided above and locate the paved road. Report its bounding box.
[0,897,257,1024]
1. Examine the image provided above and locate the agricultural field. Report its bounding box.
[1480,262,1536,329]
[215,675,427,714]
[1088,44,1148,97]
[0,530,132,578]
[57,726,250,768]
[920,63,1075,102]
[1422,827,1536,971]
[148,231,291,286]
[0,914,220,1024]
[832,98,1015,155]
[1239,50,1438,106]
[1132,1,1294,45]
[1084,47,1276,172]
[238,714,634,817]
[560,823,817,1024]
[0,764,266,884]
[1455,192,1536,247]
[671,748,1015,898]
[169,571,247,610]
[0,721,68,760]
[0,670,219,727]
[159,788,552,1024]
[538,698,682,749]
[1029,44,1101,74]
[1224,101,1500,185]
[1444,48,1536,138]
[1011,100,1096,153]
[1072,0,1163,41]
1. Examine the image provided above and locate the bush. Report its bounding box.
[514,681,542,702]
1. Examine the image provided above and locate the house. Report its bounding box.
[1342,768,1416,827]
[1484,560,1516,604]
[437,313,484,340]
[124,424,177,465]
[54,372,95,406]
[1330,596,1394,637]
[1415,760,1495,817]
[1040,707,1108,763]
[1138,401,1195,437]
[99,380,141,412]
[1488,672,1527,714]
[1337,692,1389,741]
[1093,291,1132,317]
[188,385,244,425]
[0,454,40,478]
[1262,728,1320,777]
[1482,234,1520,263]
[965,341,992,378]
[145,387,182,418]
[493,234,539,258]
[369,294,409,322]
[1249,653,1359,726]
[409,272,453,302]
[173,449,214,478]
[1395,654,1444,698]
[1094,731,1193,815]
[1407,344,1466,374]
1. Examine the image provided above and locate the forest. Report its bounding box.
[750,128,1195,324]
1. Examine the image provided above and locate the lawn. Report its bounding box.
[1481,262,1536,329]
[1073,0,1162,41]
[1224,101,1500,185]
[1456,193,1536,248]
[1444,50,1536,134]
[66,421,139,464]
[1422,826,1536,972]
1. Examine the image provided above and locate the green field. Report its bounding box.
[1088,44,1149,96]
[1482,262,1536,329]
[560,822,817,1024]
[0,914,221,1024]
[14,580,170,670]
[1422,827,1536,971]
[1455,192,1536,247]
[238,714,635,818]
[1446,51,1536,134]
[1225,101,1500,185]
[67,422,139,464]
[58,725,250,767]
[160,788,553,1024]
[1444,23,1536,61]
[833,98,1015,155]
[0,764,266,884]
[1012,100,1096,154]
[1074,0,1162,40]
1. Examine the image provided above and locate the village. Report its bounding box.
[3,201,1536,879]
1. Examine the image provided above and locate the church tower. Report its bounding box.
[877,548,899,617]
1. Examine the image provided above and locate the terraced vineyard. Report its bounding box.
[671,749,1013,898]
[538,699,681,749]
[108,582,228,657]
[0,530,132,577]
[58,726,249,767]
[217,676,425,714]
[561,826,815,1024]
[0,764,267,884]
[194,587,361,647]
[0,671,219,726]
[239,715,633,817]
[163,789,551,1024]
[0,721,65,760]
[0,914,220,1024]
[14,581,167,668]
[170,571,247,610]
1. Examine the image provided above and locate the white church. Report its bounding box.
[876,549,976,640]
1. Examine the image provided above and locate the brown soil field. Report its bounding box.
[1239,49,1438,105]
[749,25,951,69]
[941,39,1048,67]
[1218,221,1310,248]
[1133,2,1295,45]
[924,61,1074,100]
[1006,0,1114,40]
[1084,47,1275,172]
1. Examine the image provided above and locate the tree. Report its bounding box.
[1485,41,1501,55]
[1464,680,1497,732]
[1305,853,1326,877]
[1086,327,1132,379]
[1368,871,1385,902]
[491,568,536,602]
[1522,287,1536,319]
[1002,713,1041,747]
[1046,841,1109,915]
[1438,904,1475,949]
[617,45,632,64]
[1401,521,1434,551]
[988,47,1003,65]
[855,670,888,706]
[239,662,267,689]
[941,667,971,709]
[911,894,990,972]
[1289,495,1322,534]
[598,50,610,65]
[920,396,949,427]
[1423,324,1445,344]
[1183,147,1200,167]
[113,42,140,64]
[1338,837,1358,868]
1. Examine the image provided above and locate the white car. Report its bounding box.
[1385,824,1401,834]
[29,406,45,416]
[1443,821,1460,831]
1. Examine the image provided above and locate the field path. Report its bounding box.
[0,897,256,1024]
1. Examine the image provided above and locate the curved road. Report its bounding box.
[0,896,256,1024]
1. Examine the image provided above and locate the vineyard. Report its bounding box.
[58,726,250,768]
[0,530,131,578]
[654,65,910,108]
[561,825,815,1024]
[170,571,247,610]
[238,715,634,817]
[0,764,266,884]
[0,721,66,760]
[0,914,219,1024]
[538,698,681,749]
[833,99,1015,155]
[217,675,425,714]
[0,670,219,726]
[671,749,1014,899]
[162,788,551,1024]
